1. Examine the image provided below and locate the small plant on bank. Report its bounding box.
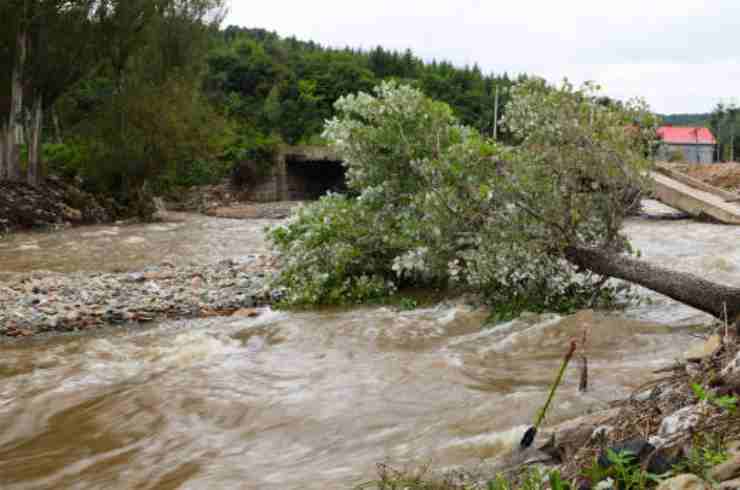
[357,465,571,490]
[579,450,666,490]
[606,449,663,490]
[580,457,611,487]
[668,147,686,163]
[672,433,729,481]
[488,468,547,490]
[691,383,738,414]
[545,470,572,490]
[398,297,419,311]
[487,468,576,490]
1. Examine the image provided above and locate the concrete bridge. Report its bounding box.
[652,166,740,224]
[245,146,346,202]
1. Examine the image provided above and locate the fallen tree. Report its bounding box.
[269,80,740,324]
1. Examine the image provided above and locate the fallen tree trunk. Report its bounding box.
[565,246,740,322]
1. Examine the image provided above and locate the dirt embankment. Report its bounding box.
[673,163,740,194]
[0,177,115,234]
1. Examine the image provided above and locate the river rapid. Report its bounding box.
[1,202,739,489]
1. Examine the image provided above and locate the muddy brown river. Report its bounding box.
[1,201,739,489]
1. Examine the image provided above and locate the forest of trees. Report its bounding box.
[205,26,520,147]
[660,113,711,127]
[1,17,524,205]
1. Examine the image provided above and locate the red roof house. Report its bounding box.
[656,126,716,163]
[657,126,716,145]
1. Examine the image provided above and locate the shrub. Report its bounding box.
[224,132,281,186]
[75,78,227,200]
[269,194,404,305]
[668,147,685,163]
[43,142,88,179]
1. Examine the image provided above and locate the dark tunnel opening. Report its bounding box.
[284,157,347,200]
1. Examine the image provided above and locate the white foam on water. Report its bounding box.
[145,224,180,232]
[16,243,40,251]
[81,228,120,238]
[122,237,147,245]
[439,424,530,458]
[482,316,564,354]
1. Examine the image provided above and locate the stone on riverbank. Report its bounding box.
[684,335,722,362]
[710,456,740,483]
[656,474,709,490]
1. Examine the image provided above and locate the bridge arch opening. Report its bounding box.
[284,155,347,200]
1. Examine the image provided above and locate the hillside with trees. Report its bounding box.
[660,113,711,127]
[2,16,523,223]
[203,26,521,157]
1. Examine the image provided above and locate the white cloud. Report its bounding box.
[226,0,740,113]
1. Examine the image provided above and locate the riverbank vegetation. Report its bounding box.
[355,331,740,490]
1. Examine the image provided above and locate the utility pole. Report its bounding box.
[731,109,737,162]
[493,86,500,140]
[718,116,723,162]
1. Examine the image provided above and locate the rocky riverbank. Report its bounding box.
[0,176,116,234]
[369,330,740,490]
[0,255,279,338]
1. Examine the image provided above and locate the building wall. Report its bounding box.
[657,143,715,164]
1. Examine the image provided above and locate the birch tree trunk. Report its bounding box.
[0,126,6,180]
[7,26,27,182]
[27,96,43,187]
[52,109,62,143]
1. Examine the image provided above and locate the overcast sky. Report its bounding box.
[226,0,739,114]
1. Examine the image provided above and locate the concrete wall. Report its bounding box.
[657,143,715,164]
[245,146,344,202]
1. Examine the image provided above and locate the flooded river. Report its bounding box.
[1,202,739,489]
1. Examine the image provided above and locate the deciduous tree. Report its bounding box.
[271,81,740,325]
